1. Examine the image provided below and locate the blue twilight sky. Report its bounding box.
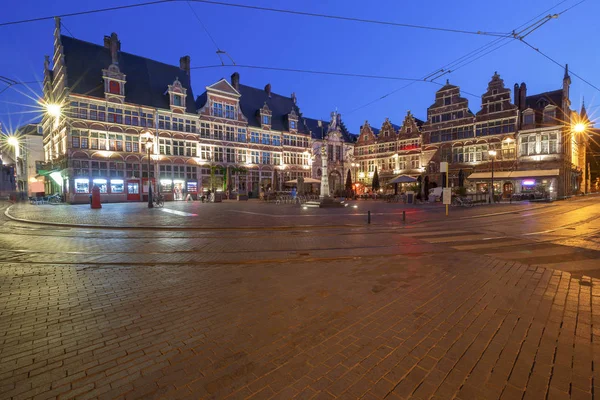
[1,0,599,134]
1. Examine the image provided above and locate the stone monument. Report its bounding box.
[305,146,346,208]
[320,146,330,199]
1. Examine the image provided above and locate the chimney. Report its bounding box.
[104,32,121,64]
[519,82,527,111]
[231,72,239,90]
[291,92,296,104]
[179,55,191,76]
[513,83,519,107]
[264,83,271,97]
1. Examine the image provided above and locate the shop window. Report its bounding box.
[75,179,89,193]
[92,178,108,193]
[160,179,173,192]
[110,179,124,193]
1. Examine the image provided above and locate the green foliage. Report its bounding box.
[372,167,380,191]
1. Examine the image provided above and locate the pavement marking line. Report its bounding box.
[161,208,198,217]
[423,235,489,243]
[452,240,523,251]
[228,210,422,218]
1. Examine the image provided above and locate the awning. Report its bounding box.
[467,169,559,180]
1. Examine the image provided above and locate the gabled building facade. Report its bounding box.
[41,18,314,203]
[353,111,429,191]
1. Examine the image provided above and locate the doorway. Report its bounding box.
[503,182,514,198]
[127,180,140,201]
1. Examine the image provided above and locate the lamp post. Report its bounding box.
[488,149,497,204]
[573,122,587,194]
[143,132,154,208]
[351,162,358,197]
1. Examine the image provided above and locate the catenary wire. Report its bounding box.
[346,0,579,114]
[0,0,174,27]
[0,0,510,38]
[187,0,510,37]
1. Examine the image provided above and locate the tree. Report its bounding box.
[345,169,353,196]
[372,167,380,192]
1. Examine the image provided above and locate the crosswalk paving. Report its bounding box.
[397,228,600,277]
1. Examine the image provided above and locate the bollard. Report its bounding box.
[402,210,406,223]
[368,211,371,224]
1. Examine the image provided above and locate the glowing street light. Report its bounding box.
[573,122,586,133]
[7,136,19,158]
[46,103,62,118]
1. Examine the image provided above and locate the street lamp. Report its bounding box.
[45,103,62,118]
[574,122,586,134]
[143,132,154,208]
[488,149,497,204]
[7,136,19,159]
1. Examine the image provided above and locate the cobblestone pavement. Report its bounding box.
[5,200,550,229]
[1,200,600,399]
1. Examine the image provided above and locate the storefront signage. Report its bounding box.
[522,180,536,186]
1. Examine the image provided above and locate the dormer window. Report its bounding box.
[109,81,120,94]
[260,102,272,128]
[444,96,451,105]
[523,110,534,125]
[102,64,126,101]
[290,120,296,129]
[406,127,412,134]
[173,94,182,107]
[167,77,187,111]
[543,106,556,122]
[492,89,498,95]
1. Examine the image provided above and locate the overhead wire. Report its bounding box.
[346,0,576,115]
[186,1,235,65]
[186,0,511,38]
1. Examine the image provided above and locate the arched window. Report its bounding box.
[109,81,120,94]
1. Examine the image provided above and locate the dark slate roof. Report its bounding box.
[60,35,196,113]
[17,124,41,136]
[302,117,355,142]
[240,84,307,133]
[525,89,563,110]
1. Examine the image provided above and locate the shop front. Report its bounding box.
[70,177,130,203]
[467,169,559,200]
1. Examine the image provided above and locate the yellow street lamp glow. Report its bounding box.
[7,136,19,147]
[573,122,586,133]
[46,103,61,117]
[488,150,497,157]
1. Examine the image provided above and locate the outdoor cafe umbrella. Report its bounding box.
[285,178,321,184]
[388,174,417,184]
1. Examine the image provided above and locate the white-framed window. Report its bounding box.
[214,125,224,140]
[225,104,236,119]
[251,151,260,164]
[273,153,281,165]
[172,140,185,156]
[290,120,297,130]
[212,102,223,117]
[159,138,171,155]
[214,147,224,162]
[200,122,210,138]
[200,146,211,161]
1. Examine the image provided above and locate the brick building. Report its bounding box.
[423,70,582,200]
[41,18,316,203]
[354,111,429,192]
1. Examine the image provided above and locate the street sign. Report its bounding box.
[440,162,448,173]
[442,188,451,205]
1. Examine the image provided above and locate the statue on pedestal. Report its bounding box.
[320,146,330,199]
